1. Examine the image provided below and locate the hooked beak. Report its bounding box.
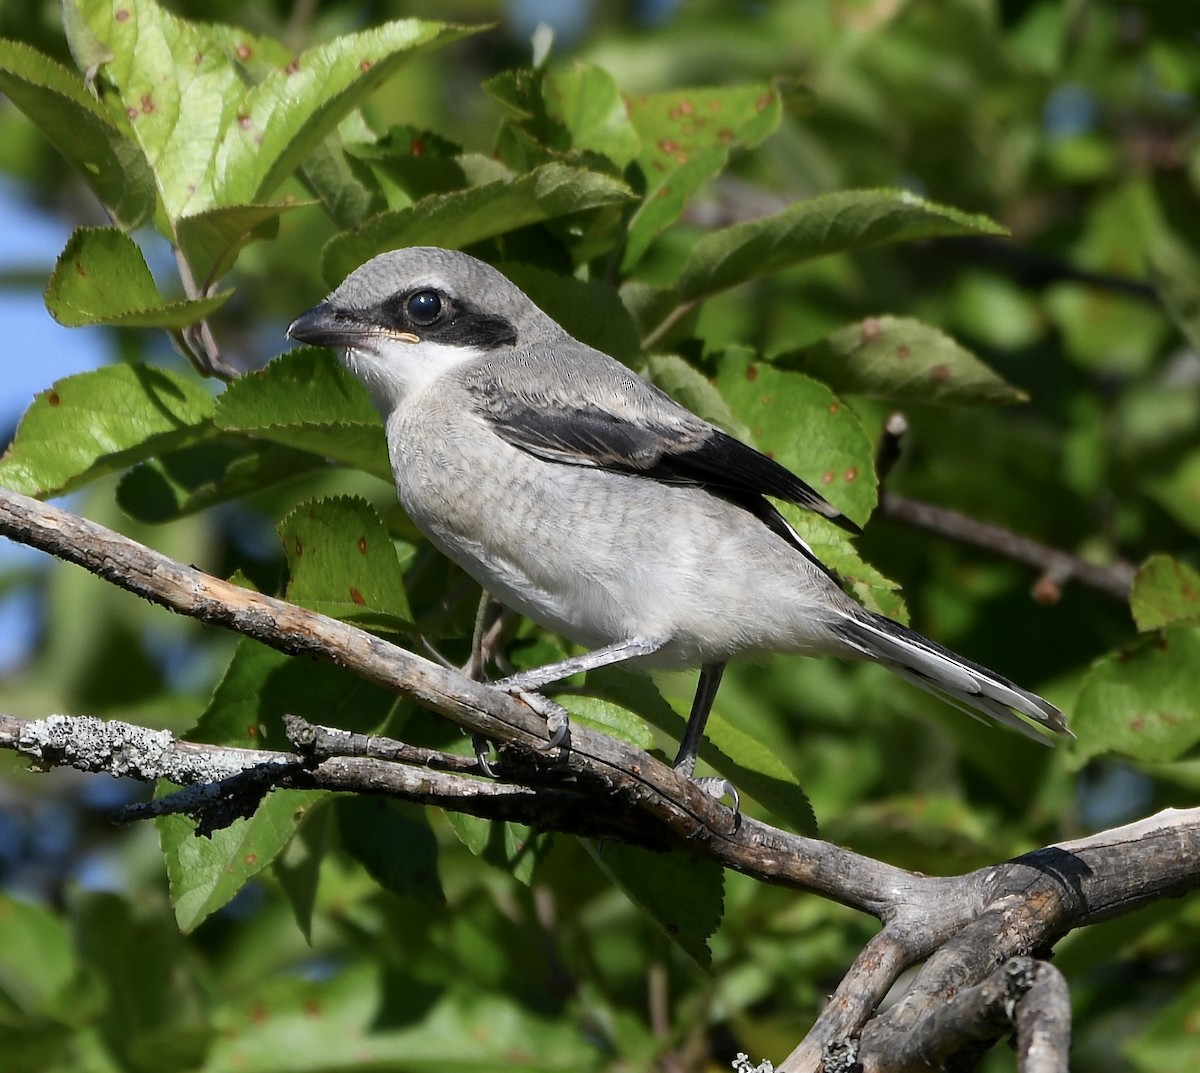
[285,301,371,348]
[286,302,420,347]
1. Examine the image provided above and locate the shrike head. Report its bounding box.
[286,246,562,411]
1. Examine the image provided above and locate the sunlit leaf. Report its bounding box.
[775,315,1027,406]
[0,363,215,497]
[45,227,231,327]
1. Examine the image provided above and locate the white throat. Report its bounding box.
[341,338,483,414]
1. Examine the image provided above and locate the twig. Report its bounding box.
[878,491,1136,603]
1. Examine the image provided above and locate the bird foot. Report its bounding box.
[510,689,571,752]
[690,775,741,817]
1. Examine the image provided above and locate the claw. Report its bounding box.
[691,775,740,817]
[472,733,498,778]
[512,689,571,752]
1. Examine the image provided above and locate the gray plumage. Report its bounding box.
[287,246,1069,776]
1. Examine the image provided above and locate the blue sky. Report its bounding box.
[0,180,108,671]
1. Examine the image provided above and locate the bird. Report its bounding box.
[287,246,1069,791]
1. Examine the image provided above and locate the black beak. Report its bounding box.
[286,302,371,348]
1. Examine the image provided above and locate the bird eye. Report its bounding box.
[406,290,443,327]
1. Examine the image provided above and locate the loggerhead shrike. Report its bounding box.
[287,246,1069,786]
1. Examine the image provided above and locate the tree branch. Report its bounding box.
[1,486,1194,1072]
[878,491,1136,603]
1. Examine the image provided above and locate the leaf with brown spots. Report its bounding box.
[1131,554,1200,632]
[279,495,413,630]
[775,315,1027,406]
[1071,624,1200,765]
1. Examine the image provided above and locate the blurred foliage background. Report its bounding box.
[0,0,1198,1070]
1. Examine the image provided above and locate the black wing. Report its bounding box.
[473,390,862,537]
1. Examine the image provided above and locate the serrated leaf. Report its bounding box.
[1071,625,1200,765]
[588,670,816,833]
[215,348,391,481]
[585,841,723,968]
[320,162,633,284]
[0,38,155,228]
[214,21,480,208]
[699,712,817,834]
[775,315,1027,406]
[714,347,877,526]
[442,815,550,886]
[67,0,476,220]
[561,696,655,750]
[280,496,412,624]
[117,440,326,523]
[159,790,324,933]
[336,798,444,903]
[0,363,215,497]
[543,62,640,168]
[642,353,749,438]
[176,201,310,290]
[1130,554,1200,631]
[191,639,396,750]
[645,190,1005,343]
[623,83,782,269]
[45,227,231,327]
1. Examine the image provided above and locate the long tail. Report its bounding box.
[833,611,1070,742]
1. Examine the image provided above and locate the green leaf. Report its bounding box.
[66,1,477,220]
[1151,449,1200,536]
[502,263,642,363]
[585,841,723,968]
[1126,972,1200,1073]
[543,62,640,169]
[336,798,444,903]
[642,353,750,438]
[0,363,215,497]
[279,496,412,625]
[117,440,327,523]
[204,963,597,1070]
[162,634,400,930]
[443,814,551,886]
[190,635,398,751]
[623,83,782,269]
[1071,625,1200,765]
[561,695,656,750]
[700,712,817,835]
[1130,555,1200,631]
[320,162,633,284]
[1148,245,1200,355]
[74,891,212,1070]
[0,895,79,1020]
[647,190,1005,341]
[44,227,231,327]
[588,670,816,833]
[273,802,334,943]
[0,38,155,228]
[214,21,480,208]
[714,347,878,526]
[176,201,311,290]
[215,348,391,481]
[774,315,1028,406]
[160,790,325,933]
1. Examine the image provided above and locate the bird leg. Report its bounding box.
[493,637,668,752]
[673,662,739,812]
